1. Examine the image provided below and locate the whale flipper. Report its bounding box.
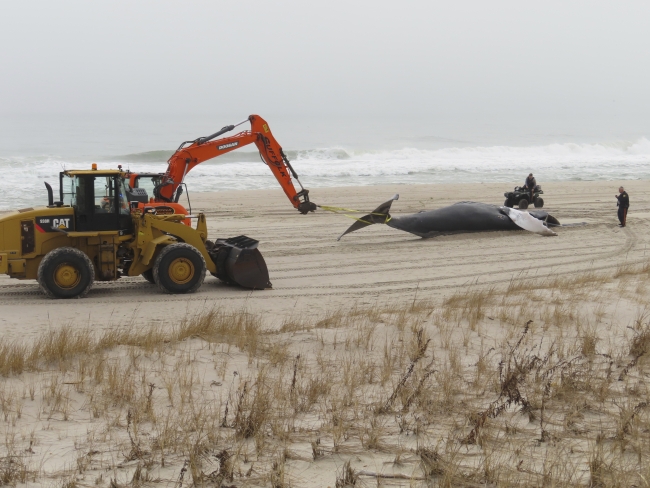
[500,207,557,236]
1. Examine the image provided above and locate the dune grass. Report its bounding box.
[0,262,649,486]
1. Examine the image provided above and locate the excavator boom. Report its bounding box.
[155,115,316,214]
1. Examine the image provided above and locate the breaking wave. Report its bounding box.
[104,147,353,164]
[2,138,650,210]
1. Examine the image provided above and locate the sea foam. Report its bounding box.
[2,138,649,210]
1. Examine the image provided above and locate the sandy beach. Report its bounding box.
[0,180,646,339]
[1,180,649,487]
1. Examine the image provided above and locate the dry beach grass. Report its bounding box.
[1,262,650,486]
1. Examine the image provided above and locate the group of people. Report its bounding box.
[522,173,630,227]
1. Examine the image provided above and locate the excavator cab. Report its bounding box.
[126,172,191,220]
[129,173,162,202]
[60,170,133,234]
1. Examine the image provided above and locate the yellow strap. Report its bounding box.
[318,205,391,224]
[318,205,363,213]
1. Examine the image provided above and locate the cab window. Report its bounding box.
[93,176,115,213]
[116,177,130,215]
[61,174,129,215]
[61,175,81,208]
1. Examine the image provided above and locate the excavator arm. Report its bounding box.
[155,115,316,214]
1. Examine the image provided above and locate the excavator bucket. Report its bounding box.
[210,236,272,289]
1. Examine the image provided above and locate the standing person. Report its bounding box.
[616,186,630,227]
[523,173,537,203]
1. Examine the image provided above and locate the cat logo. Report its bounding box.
[262,124,269,133]
[52,218,71,229]
[35,215,75,232]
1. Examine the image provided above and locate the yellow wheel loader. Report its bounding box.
[0,168,271,298]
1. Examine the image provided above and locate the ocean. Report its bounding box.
[1,113,649,210]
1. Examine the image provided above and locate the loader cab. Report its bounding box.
[59,170,133,234]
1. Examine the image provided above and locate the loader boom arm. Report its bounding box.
[156,115,316,214]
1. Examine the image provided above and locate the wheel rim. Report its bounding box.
[169,258,195,284]
[54,263,81,289]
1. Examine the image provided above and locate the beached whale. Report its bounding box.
[337,195,560,240]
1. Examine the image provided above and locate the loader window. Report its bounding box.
[85,176,128,215]
[116,177,130,216]
[61,175,103,214]
[61,174,83,209]
[94,177,114,213]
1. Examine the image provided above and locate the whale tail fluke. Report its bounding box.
[337,194,399,241]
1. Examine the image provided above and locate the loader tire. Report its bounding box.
[37,247,95,299]
[141,269,156,284]
[153,243,206,294]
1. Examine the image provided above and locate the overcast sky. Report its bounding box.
[1,1,649,120]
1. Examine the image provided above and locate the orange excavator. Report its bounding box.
[124,114,317,216]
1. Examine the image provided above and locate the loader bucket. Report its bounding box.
[211,235,272,289]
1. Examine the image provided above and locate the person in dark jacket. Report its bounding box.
[523,173,537,203]
[616,186,630,227]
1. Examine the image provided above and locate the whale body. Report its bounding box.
[338,195,560,240]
